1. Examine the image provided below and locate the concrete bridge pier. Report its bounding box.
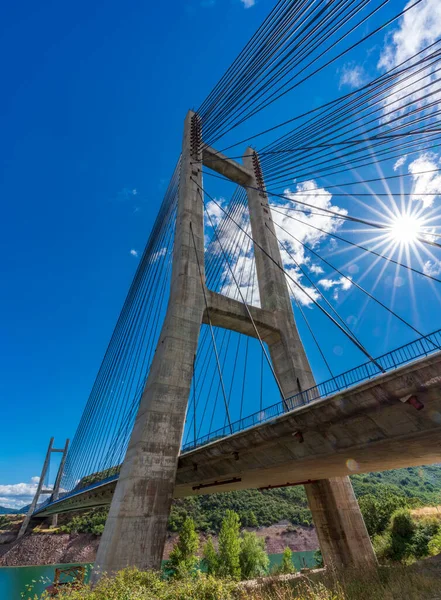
[91,111,206,579]
[243,149,377,570]
[305,478,377,569]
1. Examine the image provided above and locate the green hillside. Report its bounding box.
[168,465,441,534]
[56,465,441,537]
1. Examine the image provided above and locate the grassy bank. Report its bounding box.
[28,563,441,600]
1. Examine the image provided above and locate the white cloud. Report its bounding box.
[339,64,367,89]
[0,478,50,510]
[378,0,441,121]
[408,153,441,207]
[241,0,255,7]
[130,249,139,257]
[309,264,324,275]
[393,155,408,171]
[379,0,441,71]
[209,180,349,307]
[423,259,441,276]
[318,276,352,291]
[205,197,227,228]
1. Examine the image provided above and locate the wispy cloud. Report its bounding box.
[423,259,441,276]
[408,153,441,207]
[377,0,441,120]
[393,155,408,171]
[339,63,367,89]
[241,0,255,8]
[130,249,139,257]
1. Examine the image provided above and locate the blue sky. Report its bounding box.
[2,0,441,508]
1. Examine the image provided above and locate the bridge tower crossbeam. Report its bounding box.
[92,111,376,580]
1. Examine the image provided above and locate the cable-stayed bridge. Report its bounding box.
[22,0,441,580]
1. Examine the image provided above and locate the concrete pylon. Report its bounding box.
[92,113,375,579]
[92,111,206,579]
[50,438,70,528]
[243,148,377,570]
[18,437,54,539]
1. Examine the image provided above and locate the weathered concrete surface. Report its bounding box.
[91,111,207,578]
[305,478,375,569]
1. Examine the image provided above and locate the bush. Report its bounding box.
[273,547,296,575]
[427,530,441,556]
[217,510,241,580]
[166,517,199,578]
[358,493,410,537]
[44,568,237,600]
[0,515,10,529]
[313,550,323,568]
[239,531,269,579]
[202,536,218,575]
[59,509,107,535]
[373,509,440,563]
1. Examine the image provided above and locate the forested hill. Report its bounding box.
[168,465,441,534]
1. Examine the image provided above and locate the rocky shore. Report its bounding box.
[0,522,318,567]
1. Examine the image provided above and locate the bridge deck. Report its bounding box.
[34,349,441,517]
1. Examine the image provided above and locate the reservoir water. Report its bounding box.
[0,551,317,599]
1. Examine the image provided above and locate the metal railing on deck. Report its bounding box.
[181,328,441,453]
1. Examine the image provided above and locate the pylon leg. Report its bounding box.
[92,111,205,580]
[305,477,377,569]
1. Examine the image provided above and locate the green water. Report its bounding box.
[0,563,91,600]
[0,551,317,599]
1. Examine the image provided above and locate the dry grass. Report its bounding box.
[411,506,441,521]
[238,564,441,600]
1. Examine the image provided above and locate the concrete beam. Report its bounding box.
[202,146,252,186]
[204,290,280,344]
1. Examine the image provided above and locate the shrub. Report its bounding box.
[217,510,241,580]
[273,547,296,575]
[59,509,107,535]
[428,531,441,556]
[0,515,10,529]
[239,531,269,579]
[46,568,237,600]
[202,536,218,575]
[313,550,324,568]
[166,517,199,578]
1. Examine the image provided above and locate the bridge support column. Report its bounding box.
[92,111,206,580]
[243,148,376,570]
[305,478,377,569]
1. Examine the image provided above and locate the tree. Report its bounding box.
[274,547,296,575]
[359,492,409,537]
[428,531,441,556]
[217,510,242,579]
[202,536,218,575]
[313,550,324,568]
[239,531,269,579]
[167,517,199,578]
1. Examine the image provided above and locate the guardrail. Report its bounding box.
[181,328,441,453]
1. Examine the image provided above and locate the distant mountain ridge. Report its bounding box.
[0,506,20,515]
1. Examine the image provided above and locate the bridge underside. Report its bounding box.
[35,352,441,518]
